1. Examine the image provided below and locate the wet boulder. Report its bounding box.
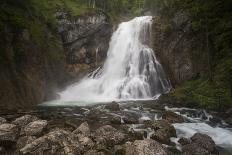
[162,111,184,123]
[127,128,144,140]
[148,120,176,144]
[16,136,36,150]
[105,101,120,111]
[125,139,168,155]
[178,137,190,146]
[24,120,47,136]
[181,143,209,155]
[94,125,126,146]
[122,116,139,124]
[181,133,217,155]
[0,123,19,144]
[73,121,91,137]
[111,116,122,125]
[0,117,7,125]
[20,129,82,155]
[191,133,217,153]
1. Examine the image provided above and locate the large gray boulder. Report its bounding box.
[94,125,126,146]
[73,122,90,137]
[104,101,120,111]
[24,120,48,136]
[125,139,168,155]
[20,129,82,155]
[191,133,216,153]
[0,123,19,143]
[12,115,38,135]
[148,120,176,144]
[182,143,209,155]
[12,115,39,127]
[181,133,217,155]
[162,111,184,123]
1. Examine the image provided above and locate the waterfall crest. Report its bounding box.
[59,16,171,102]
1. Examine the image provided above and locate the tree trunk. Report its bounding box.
[205,17,213,82]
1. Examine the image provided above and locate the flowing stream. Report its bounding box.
[58,16,171,103]
[40,16,232,154]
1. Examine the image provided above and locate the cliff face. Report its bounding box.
[152,13,208,86]
[0,9,112,109]
[0,27,68,109]
[57,11,112,78]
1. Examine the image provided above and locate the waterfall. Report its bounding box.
[59,16,171,103]
[95,47,99,66]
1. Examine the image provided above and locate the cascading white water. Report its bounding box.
[59,16,171,103]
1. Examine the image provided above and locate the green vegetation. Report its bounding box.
[146,0,232,110]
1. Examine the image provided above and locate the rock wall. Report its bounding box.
[0,27,70,109]
[152,13,208,86]
[0,10,112,109]
[56,10,112,78]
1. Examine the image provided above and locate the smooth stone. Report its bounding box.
[24,120,48,136]
[125,139,168,155]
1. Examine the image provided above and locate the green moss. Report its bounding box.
[166,71,232,111]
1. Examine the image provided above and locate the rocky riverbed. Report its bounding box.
[0,101,231,155]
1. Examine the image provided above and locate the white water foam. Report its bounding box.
[174,123,232,148]
[58,16,171,104]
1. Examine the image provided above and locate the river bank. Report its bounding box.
[0,101,232,155]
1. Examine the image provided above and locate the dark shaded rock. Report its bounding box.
[0,146,5,154]
[105,101,120,111]
[24,120,47,136]
[125,139,168,155]
[152,14,206,85]
[0,117,7,125]
[225,117,232,126]
[20,129,82,155]
[162,111,184,123]
[167,146,181,154]
[151,130,171,144]
[122,116,139,124]
[148,120,176,144]
[209,117,221,124]
[191,133,216,153]
[0,123,19,143]
[127,129,144,141]
[182,143,209,155]
[114,145,126,155]
[111,116,122,125]
[84,149,105,155]
[94,125,126,146]
[16,136,36,150]
[64,118,82,129]
[178,137,190,146]
[73,121,90,137]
